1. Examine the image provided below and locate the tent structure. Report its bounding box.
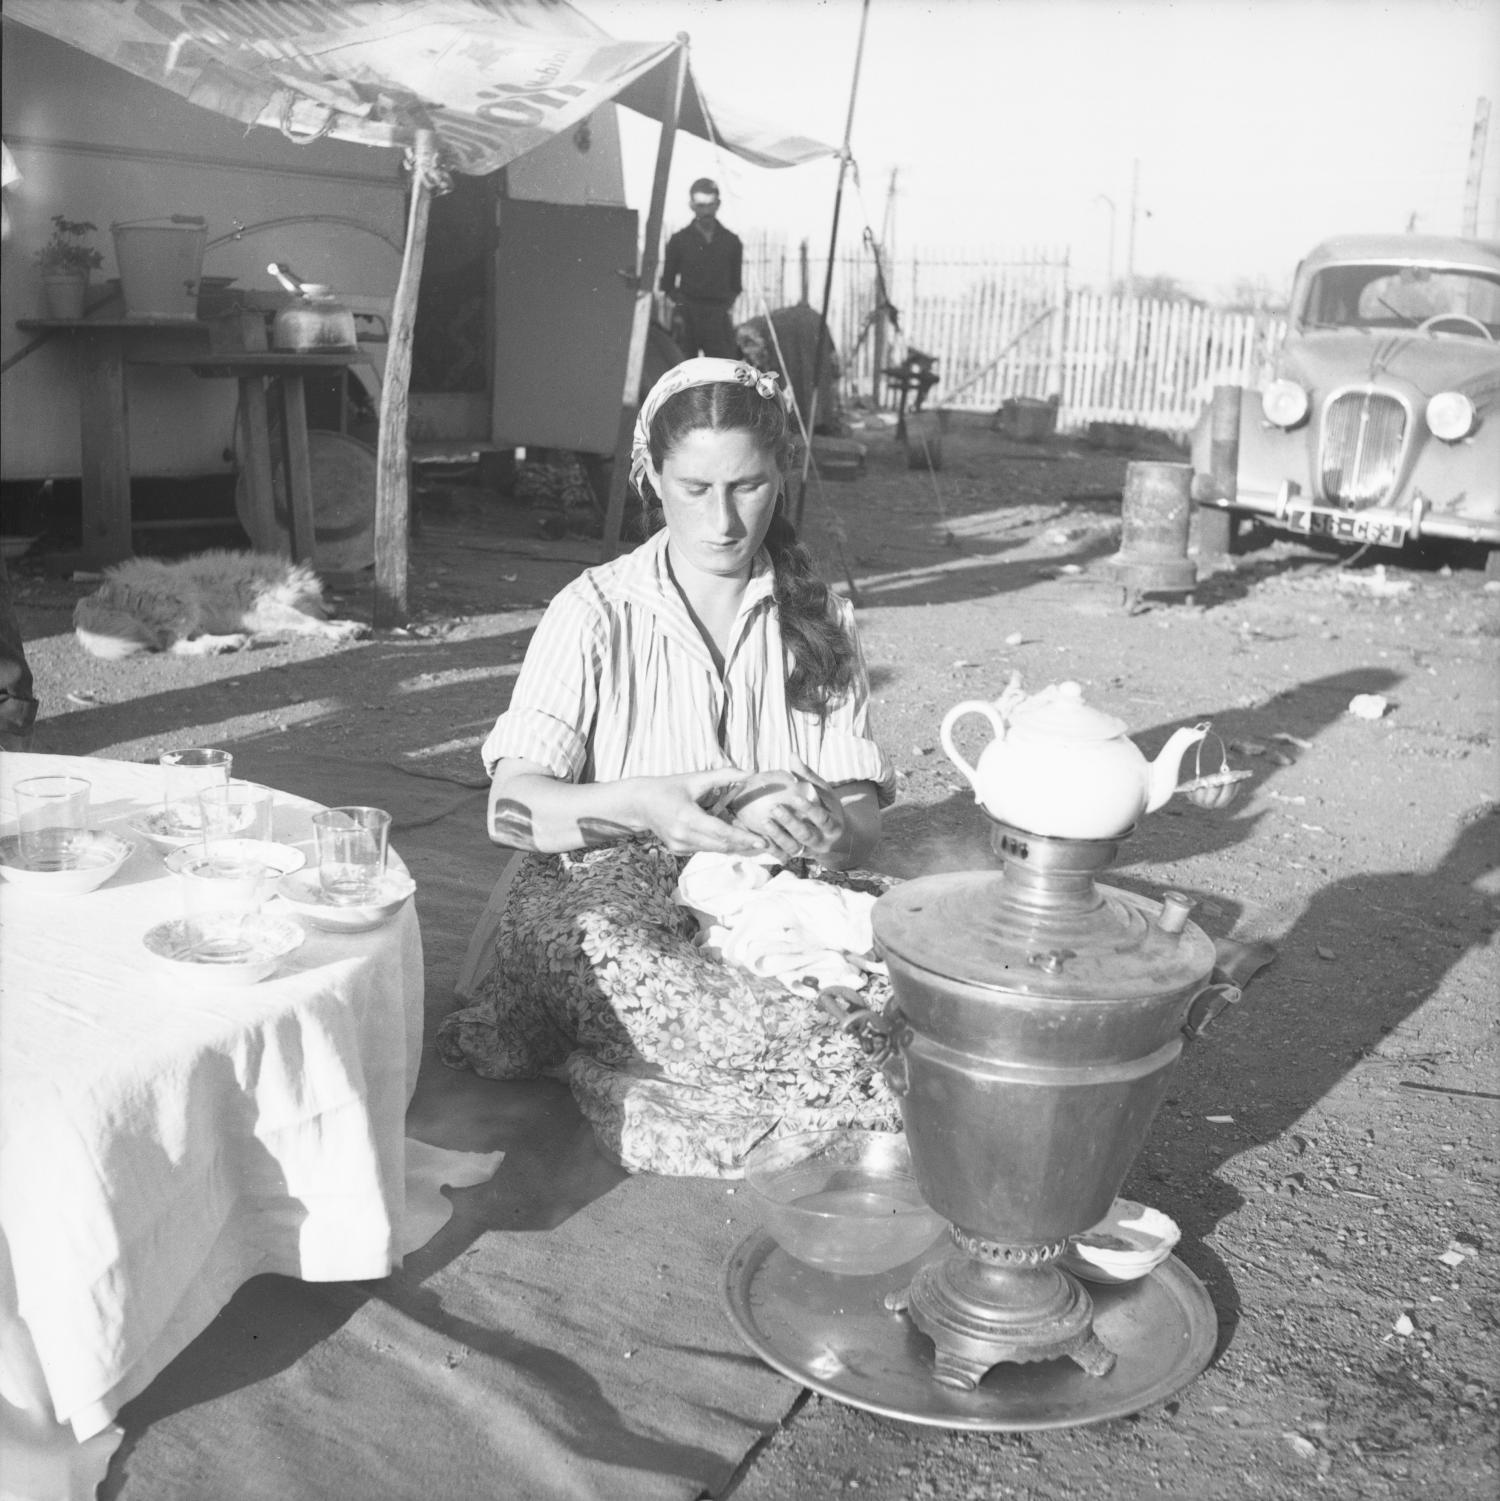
[3,0,834,622]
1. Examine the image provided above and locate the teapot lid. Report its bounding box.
[1009,681,1127,741]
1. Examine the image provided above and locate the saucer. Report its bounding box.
[274,868,415,932]
[1058,1200,1181,1285]
[0,830,134,894]
[125,809,204,853]
[143,913,305,986]
[166,840,306,903]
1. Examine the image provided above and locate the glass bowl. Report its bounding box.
[742,1128,946,1276]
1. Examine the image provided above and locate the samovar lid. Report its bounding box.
[872,868,1213,997]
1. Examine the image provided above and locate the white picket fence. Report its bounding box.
[735,235,1286,436]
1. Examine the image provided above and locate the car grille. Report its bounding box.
[1319,391,1406,508]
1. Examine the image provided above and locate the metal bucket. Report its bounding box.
[111,217,207,320]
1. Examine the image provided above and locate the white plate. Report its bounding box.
[0,830,134,894]
[1059,1199,1181,1285]
[274,867,415,932]
[125,809,205,853]
[143,913,305,986]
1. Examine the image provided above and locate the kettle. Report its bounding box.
[266,262,357,352]
[940,679,1211,839]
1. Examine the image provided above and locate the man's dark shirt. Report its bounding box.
[660,221,743,307]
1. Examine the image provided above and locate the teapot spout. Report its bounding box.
[1145,722,1212,812]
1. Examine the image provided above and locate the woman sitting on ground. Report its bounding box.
[438,358,899,1176]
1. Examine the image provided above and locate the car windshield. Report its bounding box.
[1300,263,1500,335]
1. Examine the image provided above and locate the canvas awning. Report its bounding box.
[4,0,834,625]
[1,0,834,174]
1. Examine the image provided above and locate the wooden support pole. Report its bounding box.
[601,41,689,562]
[374,126,438,627]
[798,0,871,532]
[76,331,132,567]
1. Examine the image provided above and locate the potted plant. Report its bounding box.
[35,215,104,319]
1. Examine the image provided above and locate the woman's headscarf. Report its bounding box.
[628,357,785,498]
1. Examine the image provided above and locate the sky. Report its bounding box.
[577,0,1500,300]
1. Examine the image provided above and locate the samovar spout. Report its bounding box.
[1182,936,1279,1039]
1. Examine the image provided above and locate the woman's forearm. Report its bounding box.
[487,760,767,856]
[488,764,643,852]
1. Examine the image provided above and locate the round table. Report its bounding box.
[0,753,423,1442]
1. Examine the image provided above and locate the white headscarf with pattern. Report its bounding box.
[628,357,786,498]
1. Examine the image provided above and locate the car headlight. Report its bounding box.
[1262,380,1309,429]
[1426,391,1476,441]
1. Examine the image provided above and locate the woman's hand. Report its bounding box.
[725,767,845,861]
[628,770,771,855]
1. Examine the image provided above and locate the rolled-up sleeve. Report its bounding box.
[794,597,897,806]
[480,588,603,780]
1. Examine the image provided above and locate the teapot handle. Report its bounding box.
[939,700,1007,793]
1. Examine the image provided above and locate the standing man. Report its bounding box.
[659,178,743,359]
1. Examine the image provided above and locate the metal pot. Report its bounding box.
[267,261,356,352]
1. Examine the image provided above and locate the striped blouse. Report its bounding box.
[481,530,896,803]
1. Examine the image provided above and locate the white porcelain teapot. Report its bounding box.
[940,679,1212,839]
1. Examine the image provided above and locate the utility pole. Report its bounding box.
[1125,157,1139,302]
[1462,97,1490,237]
[1094,193,1116,294]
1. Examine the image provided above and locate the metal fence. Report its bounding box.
[734,234,1286,436]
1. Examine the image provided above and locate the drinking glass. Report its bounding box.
[160,748,232,836]
[312,806,391,905]
[178,851,270,920]
[199,781,275,846]
[14,775,91,870]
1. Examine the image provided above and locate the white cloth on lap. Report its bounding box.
[675,852,879,996]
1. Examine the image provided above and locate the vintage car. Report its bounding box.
[1191,234,1500,569]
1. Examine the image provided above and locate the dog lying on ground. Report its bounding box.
[73,550,366,659]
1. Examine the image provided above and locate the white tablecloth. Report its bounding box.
[0,753,425,1444]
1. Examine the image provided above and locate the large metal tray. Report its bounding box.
[722,1230,1218,1431]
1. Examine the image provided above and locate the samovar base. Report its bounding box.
[899,1237,1118,1389]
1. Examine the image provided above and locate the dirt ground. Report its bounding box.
[7,413,1498,1499]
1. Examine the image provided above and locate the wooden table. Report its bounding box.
[15,317,372,568]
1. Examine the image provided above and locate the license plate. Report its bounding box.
[1284,507,1407,547]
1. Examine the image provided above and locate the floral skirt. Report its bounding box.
[436,842,900,1176]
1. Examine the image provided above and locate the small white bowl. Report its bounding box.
[142,913,305,986]
[0,830,134,894]
[165,839,306,905]
[274,867,415,933]
[1059,1200,1181,1285]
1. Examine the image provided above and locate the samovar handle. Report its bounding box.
[816,987,910,1093]
[1182,937,1278,1039]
